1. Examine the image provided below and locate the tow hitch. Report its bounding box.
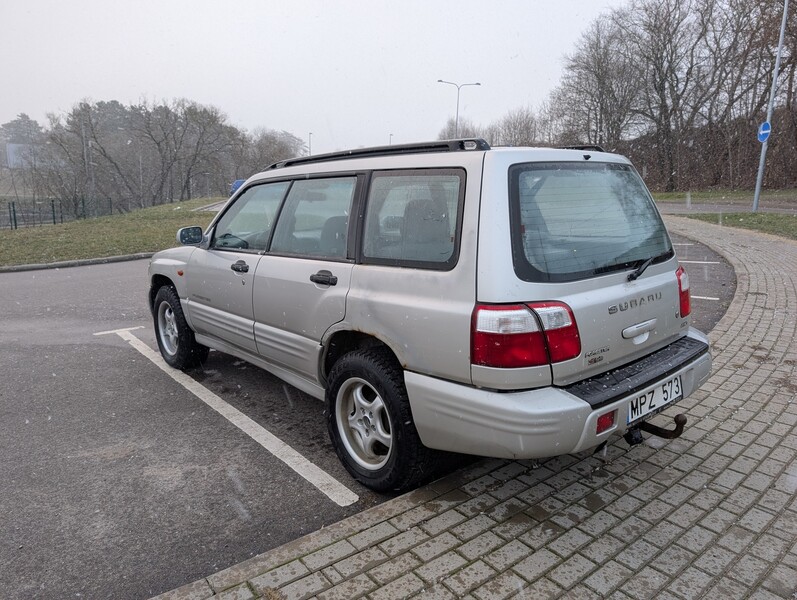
[624,414,687,447]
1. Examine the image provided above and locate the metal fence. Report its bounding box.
[1,197,119,229]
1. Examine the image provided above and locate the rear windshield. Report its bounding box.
[509,161,673,283]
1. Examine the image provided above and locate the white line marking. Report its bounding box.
[107,328,359,507]
[672,243,694,246]
[93,326,144,336]
[692,295,720,301]
[680,260,720,265]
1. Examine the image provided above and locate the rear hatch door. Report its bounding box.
[506,159,686,385]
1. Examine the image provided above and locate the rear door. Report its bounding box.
[252,176,359,381]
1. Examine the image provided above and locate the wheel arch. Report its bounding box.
[321,330,404,384]
[149,274,177,314]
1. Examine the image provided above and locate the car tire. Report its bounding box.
[153,285,208,370]
[326,348,438,492]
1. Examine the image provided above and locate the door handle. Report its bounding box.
[309,270,338,286]
[230,260,249,273]
[622,318,657,339]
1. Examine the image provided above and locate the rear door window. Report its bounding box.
[269,177,357,259]
[509,162,672,282]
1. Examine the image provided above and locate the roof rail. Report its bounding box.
[267,138,491,170]
[560,144,605,152]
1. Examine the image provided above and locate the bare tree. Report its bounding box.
[0,114,46,208]
[494,106,540,146]
[241,128,305,173]
[610,0,705,190]
[555,16,641,150]
[436,117,484,140]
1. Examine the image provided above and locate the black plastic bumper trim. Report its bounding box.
[563,337,709,409]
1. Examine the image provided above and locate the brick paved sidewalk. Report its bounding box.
[153,216,797,600]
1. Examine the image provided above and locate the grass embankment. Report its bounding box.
[652,188,796,206]
[650,189,797,241]
[683,212,797,241]
[0,198,218,267]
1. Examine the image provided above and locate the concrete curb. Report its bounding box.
[0,252,154,273]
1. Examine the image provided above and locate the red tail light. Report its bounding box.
[676,266,691,317]
[471,302,581,368]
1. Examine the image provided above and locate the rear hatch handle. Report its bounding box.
[622,318,657,339]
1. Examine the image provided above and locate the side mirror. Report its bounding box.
[177,226,203,246]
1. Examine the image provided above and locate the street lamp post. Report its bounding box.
[125,138,144,208]
[308,132,313,156]
[437,79,481,137]
[120,127,145,209]
[389,133,393,145]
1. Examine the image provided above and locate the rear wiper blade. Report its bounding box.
[627,257,654,281]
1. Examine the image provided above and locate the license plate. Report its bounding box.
[628,375,683,423]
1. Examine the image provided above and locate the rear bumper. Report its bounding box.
[405,330,712,459]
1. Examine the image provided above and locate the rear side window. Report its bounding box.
[362,169,464,269]
[509,162,672,282]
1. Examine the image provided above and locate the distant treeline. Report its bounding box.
[0,100,304,221]
[439,0,797,193]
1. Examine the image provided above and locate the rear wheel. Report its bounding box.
[153,285,208,369]
[326,348,438,492]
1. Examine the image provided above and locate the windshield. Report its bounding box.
[509,161,673,282]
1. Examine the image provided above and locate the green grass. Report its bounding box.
[0,198,218,267]
[685,212,797,241]
[652,189,796,206]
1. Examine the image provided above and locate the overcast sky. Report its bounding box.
[2,0,627,155]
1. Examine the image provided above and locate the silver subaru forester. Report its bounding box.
[148,139,712,491]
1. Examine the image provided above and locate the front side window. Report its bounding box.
[211,181,289,251]
[362,170,464,269]
[270,177,357,259]
[509,162,672,282]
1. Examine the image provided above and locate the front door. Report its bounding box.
[185,181,289,353]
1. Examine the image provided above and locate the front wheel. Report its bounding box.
[326,348,437,492]
[153,285,208,369]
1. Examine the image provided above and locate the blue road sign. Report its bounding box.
[758,121,771,143]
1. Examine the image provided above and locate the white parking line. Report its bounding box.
[680,260,721,265]
[692,295,720,301]
[94,326,144,336]
[94,327,359,507]
[673,243,694,246]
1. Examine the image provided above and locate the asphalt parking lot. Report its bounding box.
[0,232,735,599]
[670,233,735,336]
[0,260,386,599]
[153,216,797,600]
